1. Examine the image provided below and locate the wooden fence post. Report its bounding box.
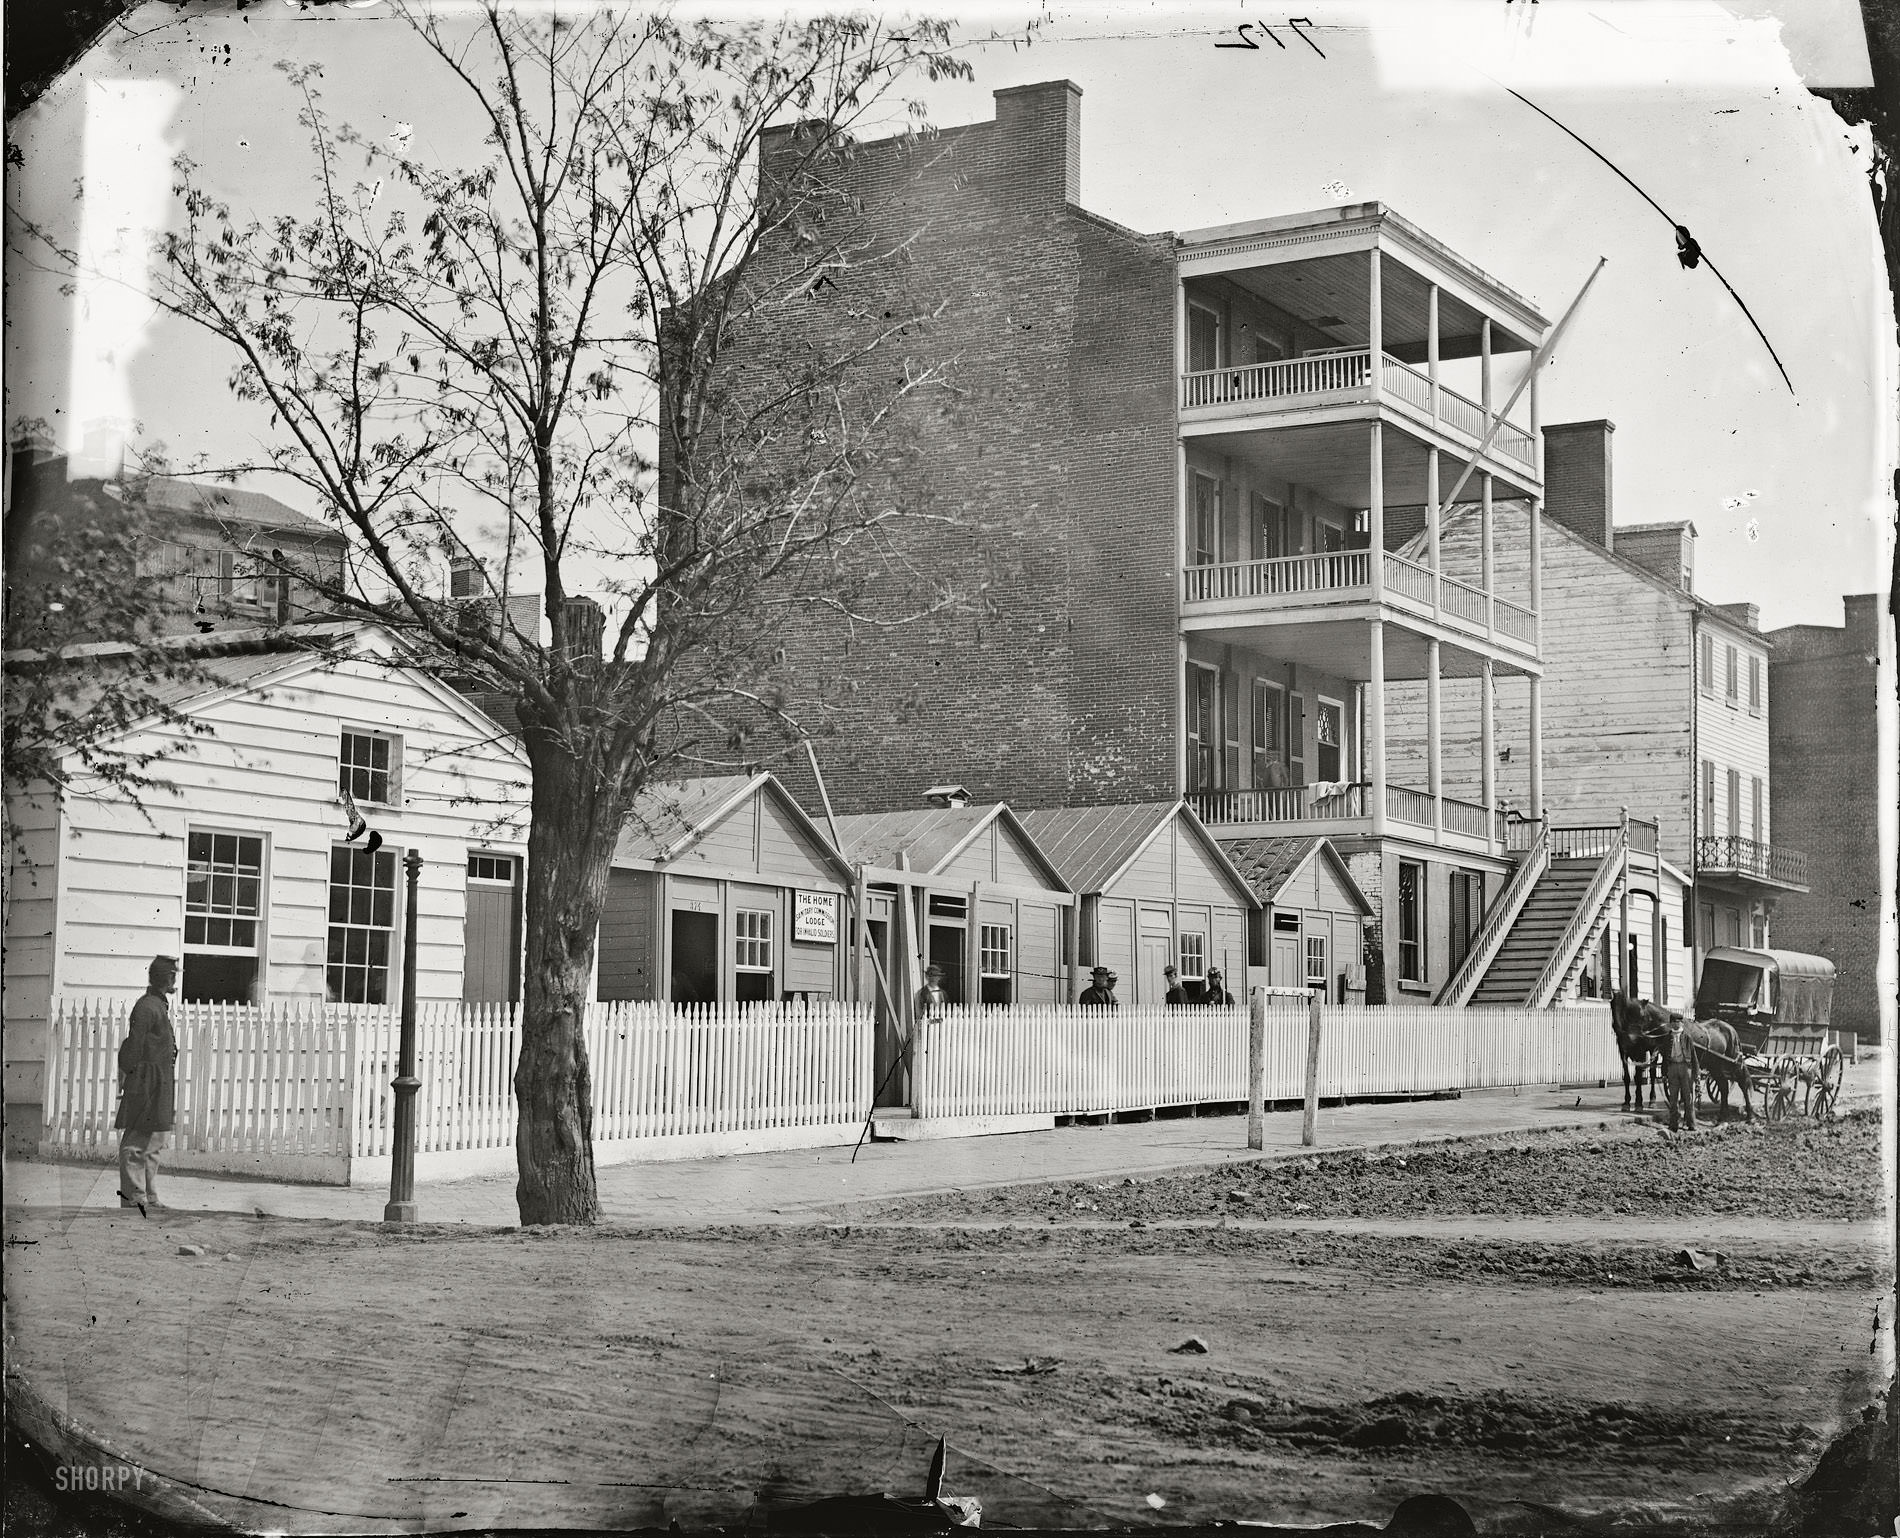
[1247,989,1267,1150]
[1302,990,1323,1147]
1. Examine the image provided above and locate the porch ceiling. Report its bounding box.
[1191,617,1538,682]
[1207,252,1537,360]
[1193,419,1539,507]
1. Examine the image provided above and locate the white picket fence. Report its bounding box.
[912,1001,1619,1118]
[43,997,873,1183]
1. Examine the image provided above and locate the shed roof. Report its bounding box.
[830,803,1068,888]
[612,772,853,883]
[1019,801,1258,907]
[1218,835,1374,914]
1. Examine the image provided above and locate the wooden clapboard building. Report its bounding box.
[1018,802,1257,1005]
[595,774,856,1005]
[1220,836,1374,999]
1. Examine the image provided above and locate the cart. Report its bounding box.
[1692,948,1843,1120]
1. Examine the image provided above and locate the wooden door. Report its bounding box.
[462,855,520,1002]
[1140,933,1171,1008]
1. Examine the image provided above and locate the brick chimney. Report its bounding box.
[1541,420,1615,551]
[992,80,1082,206]
[1712,601,1760,633]
[1842,592,1879,646]
[559,595,605,664]
[1613,521,1697,593]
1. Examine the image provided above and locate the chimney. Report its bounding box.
[1612,522,1697,594]
[1541,420,1615,551]
[1843,592,1879,646]
[559,596,605,664]
[923,784,972,809]
[992,80,1082,206]
[1712,601,1760,633]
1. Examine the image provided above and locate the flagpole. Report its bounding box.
[1441,258,1607,511]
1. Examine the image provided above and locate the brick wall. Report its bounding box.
[698,83,1182,816]
[1542,420,1614,551]
[1767,598,1883,1041]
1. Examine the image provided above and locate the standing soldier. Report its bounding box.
[1201,967,1234,1007]
[116,955,179,1214]
[1163,966,1189,1007]
[1078,965,1116,1007]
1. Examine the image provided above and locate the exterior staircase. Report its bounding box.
[1468,858,1613,1005]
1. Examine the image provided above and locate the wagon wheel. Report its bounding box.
[1765,1077,1794,1122]
[1810,1048,1845,1120]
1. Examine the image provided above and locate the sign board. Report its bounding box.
[793,890,839,944]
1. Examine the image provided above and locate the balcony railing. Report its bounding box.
[1181,350,1537,469]
[1190,782,1368,825]
[1440,573,1489,627]
[1383,550,1436,605]
[1182,550,1369,604]
[1697,835,1809,888]
[1495,596,1536,645]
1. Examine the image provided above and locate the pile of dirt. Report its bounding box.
[866,1111,1883,1224]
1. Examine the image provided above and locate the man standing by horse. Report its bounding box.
[1660,1011,1698,1132]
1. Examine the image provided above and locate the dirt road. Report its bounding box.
[5,1114,1890,1533]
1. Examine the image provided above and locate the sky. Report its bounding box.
[3,0,1891,631]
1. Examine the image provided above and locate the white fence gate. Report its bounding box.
[43,998,873,1185]
[913,1002,1618,1119]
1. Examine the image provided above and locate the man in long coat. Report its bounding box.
[116,955,179,1213]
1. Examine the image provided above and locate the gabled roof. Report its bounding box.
[132,475,343,542]
[1218,834,1374,915]
[613,772,854,884]
[1019,800,1258,908]
[830,802,1069,889]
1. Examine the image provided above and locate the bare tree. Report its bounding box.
[148,5,967,1224]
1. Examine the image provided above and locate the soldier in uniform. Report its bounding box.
[1163,966,1189,1007]
[1078,965,1116,1008]
[116,955,179,1214]
[1201,967,1234,1007]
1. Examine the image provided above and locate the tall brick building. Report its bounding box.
[715,82,1564,1002]
[1767,595,1884,1043]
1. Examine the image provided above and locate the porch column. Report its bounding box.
[1368,620,1387,836]
[1480,318,1493,424]
[1480,658,1496,841]
[1528,674,1544,820]
[1368,247,1383,402]
[1368,420,1385,602]
[1480,473,1495,635]
[1427,283,1440,422]
[1426,445,1441,616]
[1427,638,1442,839]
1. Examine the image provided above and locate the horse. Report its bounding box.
[1681,1018,1756,1123]
[1608,992,1668,1110]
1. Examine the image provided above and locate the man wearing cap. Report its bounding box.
[914,962,949,1024]
[1078,965,1116,1008]
[116,955,179,1214]
[1201,967,1234,1007]
[1163,966,1189,1008]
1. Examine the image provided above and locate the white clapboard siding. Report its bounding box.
[913,1001,1622,1117]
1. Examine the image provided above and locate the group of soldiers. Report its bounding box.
[1078,963,1232,1009]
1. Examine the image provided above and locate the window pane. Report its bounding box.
[231,921,255,949]
[188,831,211,862]
[239,837,263,868]
[236,877,260,914]
[372,889,393,927]
[184,916,206,945]
[214,833,237,865]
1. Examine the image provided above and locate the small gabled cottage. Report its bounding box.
[1018,802,1258,1005]
[1220,836,1374,999]
[3,623,531,1146]
[595,773,856,1005]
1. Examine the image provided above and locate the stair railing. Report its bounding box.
[1526,820,1630,1008]
[1436,817,1550,1007]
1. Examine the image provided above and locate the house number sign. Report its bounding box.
[793,891,838,944]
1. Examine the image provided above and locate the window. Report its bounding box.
[1725,644,1739,705]
[1178,933,1206,981]
[1397,861,1424,983]
[1747,655,1762,714]
[1700,760,1717,838]
[136,540,192,579]
[1315,698,1343,782]
[980,923,1013,1006]
[1305,934,1328,991]
[1288,693,1307,784]
[1187,663,1219,791]
[1751,777,1764,843]
[339,730,396,805]
[1726,768,1740,838]
[184,830,264,1003]
[1698,633,1714,694]
[1253,495,1286,561]
[1192,474,1221,565]
[327,844,397,1003]
[1188,303,1220,373]
[1752,909,1767,948]
[1252,680,1285,786]
[735,910,774,971]
[467,852,515,883]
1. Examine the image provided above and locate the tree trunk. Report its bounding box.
[513,741,625,1226]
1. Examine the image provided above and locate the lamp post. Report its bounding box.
[384,848,423,1225]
